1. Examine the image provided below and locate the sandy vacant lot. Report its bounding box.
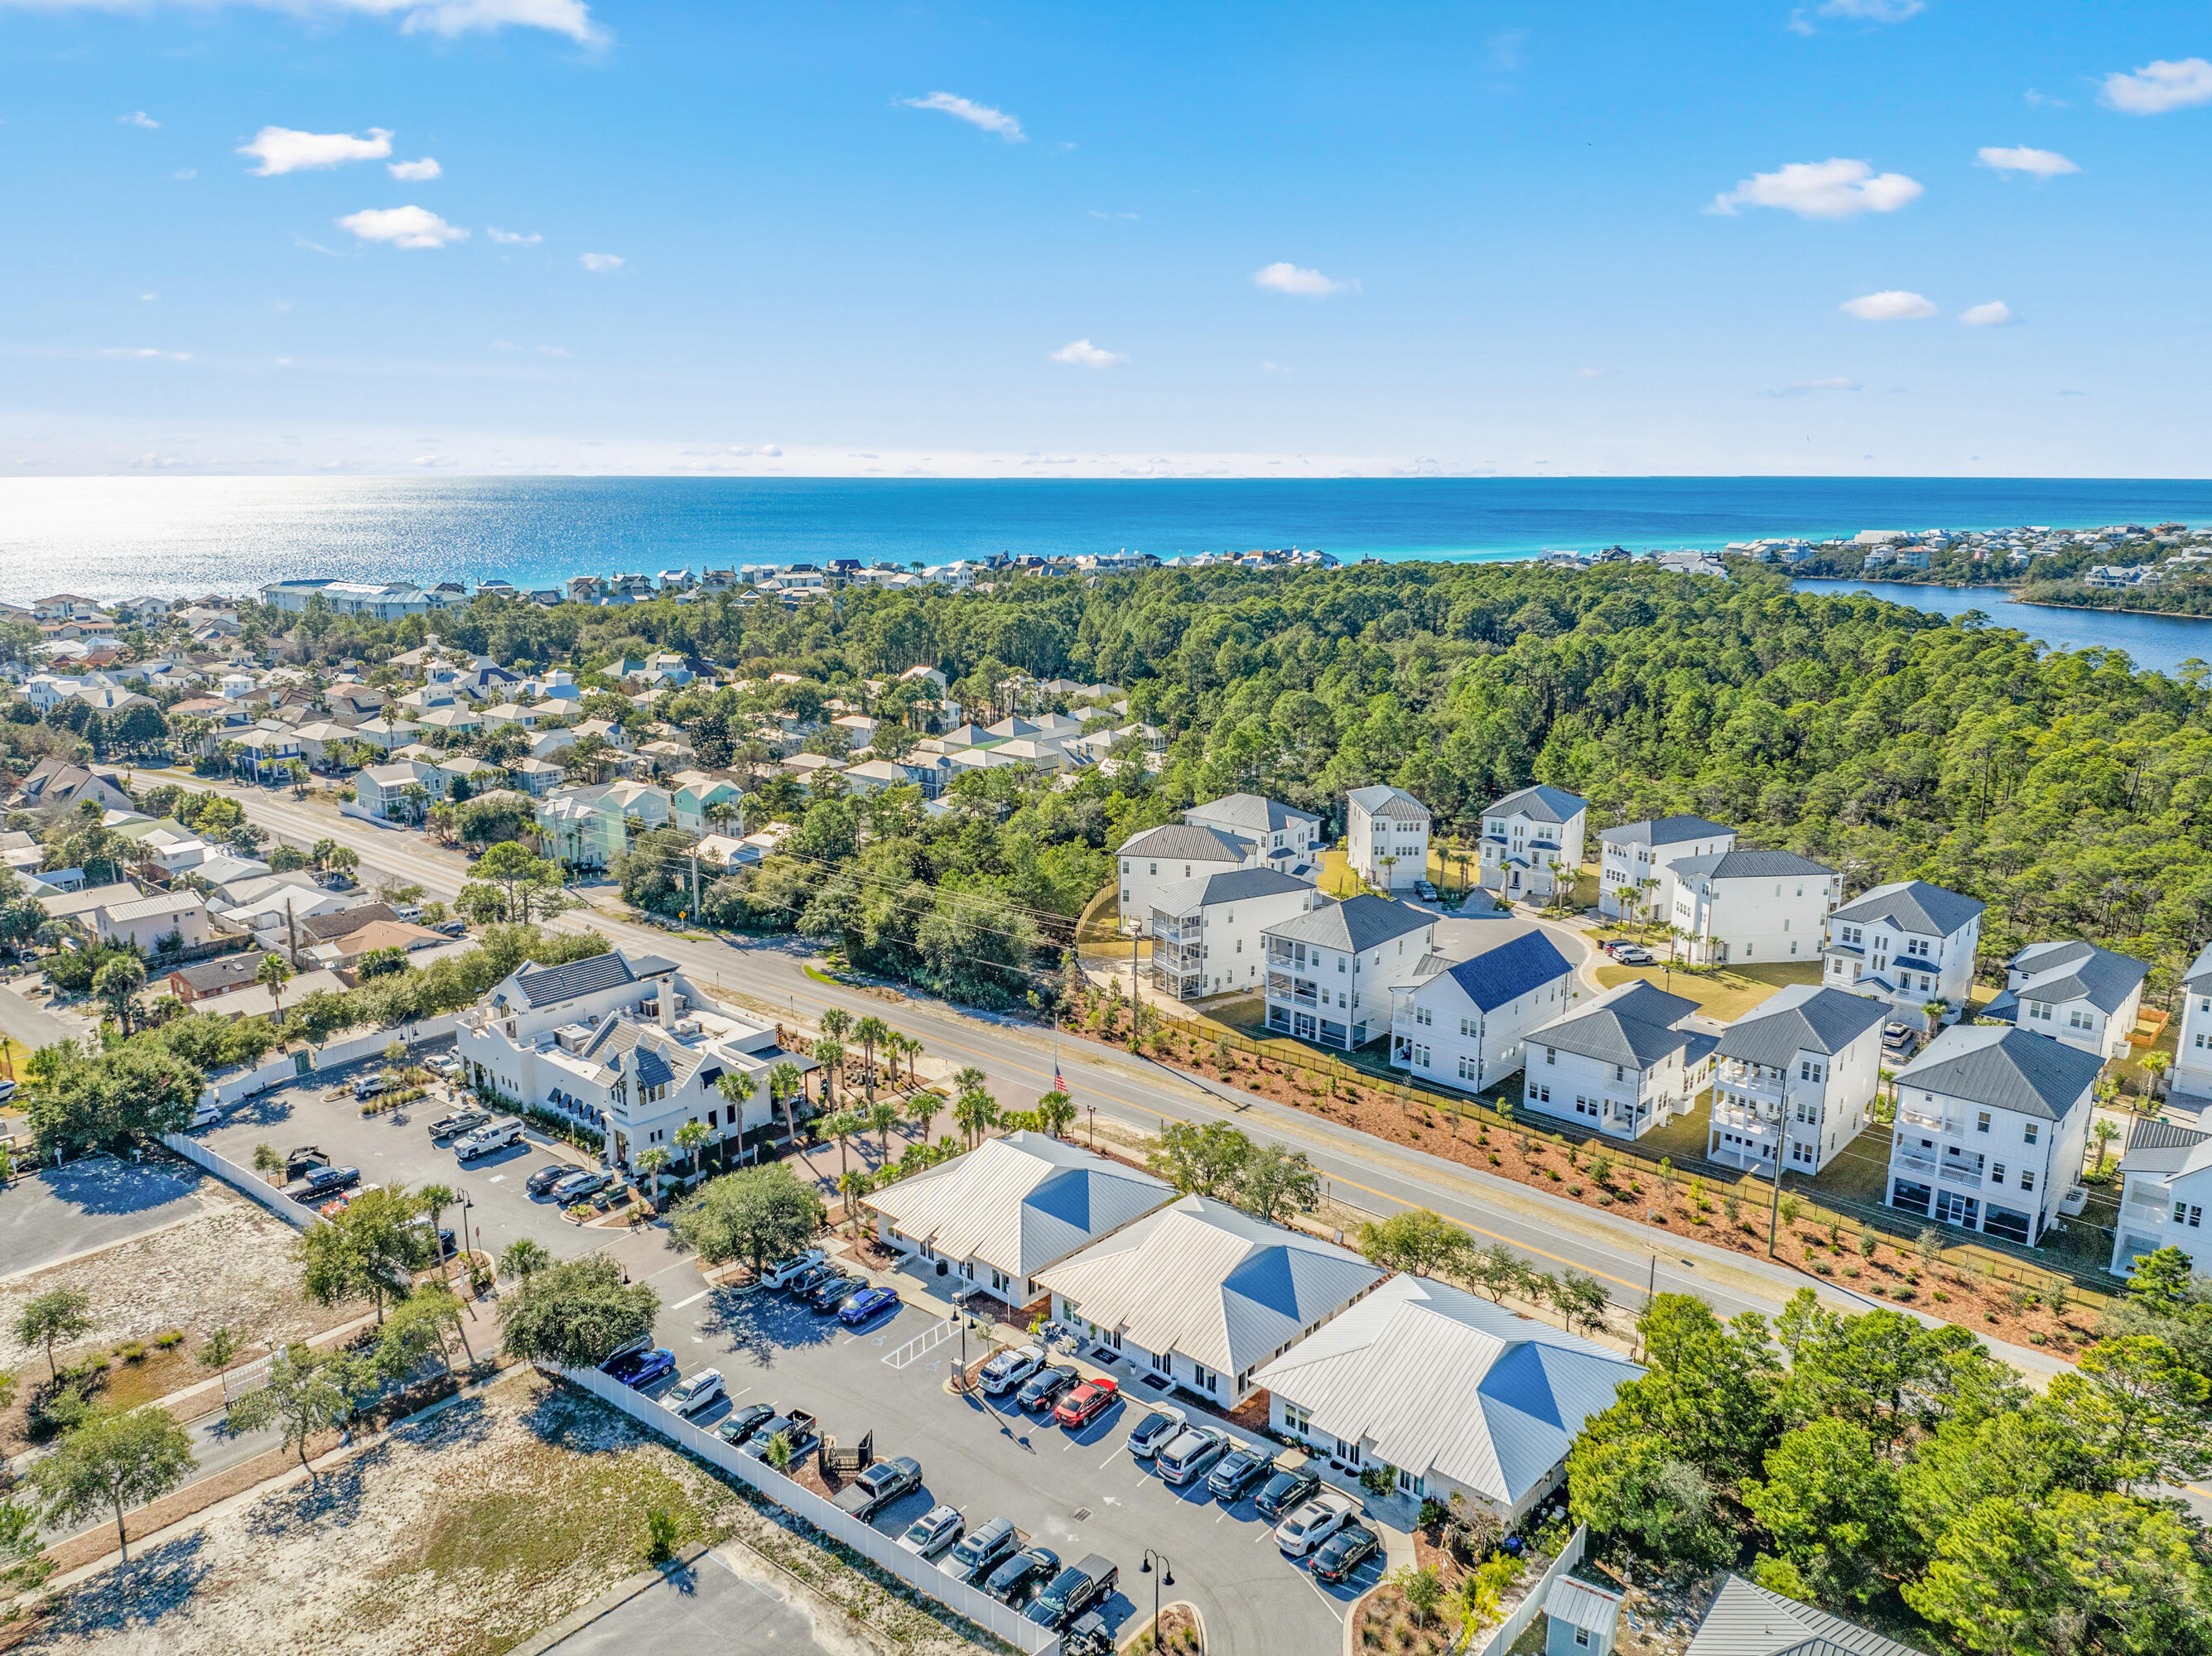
[22,1371,991,1656]
[0,1184,327,1375]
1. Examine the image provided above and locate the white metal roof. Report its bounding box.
[861,1133,1173,1280]
[1035,1194,1384,1379]
[1251,1274,1642,1508]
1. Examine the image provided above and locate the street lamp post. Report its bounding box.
[1138,1551,1174,1654]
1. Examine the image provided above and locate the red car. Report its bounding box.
[1053,1376,1119,1428]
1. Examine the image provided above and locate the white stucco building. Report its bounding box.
[1476,785,1588,902]
[2108,1119,2212,1276]
[1347,784,1432,893]
[1706,984,1887,1174]
[1596,815,1734,922]
[1886,1023,2101,1245]
[1821,879,1985,1029]
[1522,981,1717,1143]
[1663,849,1839,967]
[1386,922,1578,1090]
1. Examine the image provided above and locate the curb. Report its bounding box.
[1122,1597,1204,1654]
[507,1540,714,1656]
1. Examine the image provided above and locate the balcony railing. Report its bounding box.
[1894,1151,1937,1175]
[1897,1105,1948,1132]
[1938,1163,1983,1188]
[1713,1105,1779,1135]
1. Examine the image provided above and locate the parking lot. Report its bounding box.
[192,1051,673,1277]
[629,1268,1387,1656]
[548,1546,859,1656]
[0,1153,211,1278]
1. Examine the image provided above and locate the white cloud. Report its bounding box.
[138,291,157,301]
[1487,28,1526,70]
[1976,144,2079,178]
[240,126,393,176]
[1768,377,1862,396]
[104,347,190,361]
[1050,339,1125,368]
[1960,301,2017,326]
[534,343,568,356]
[1260,359,1291,374]
[33,0,601,44]
[1253,261,1357,296]
[338,205,468,248]
[1707,156,1923,219]
[118,110,158,128]
[578,252,623,272]
[2101,58,2212,114]
[1841,290,1937,320]
[1088,209,1139,220]
[903,92,1025,142]
[2023,89,2068,110]
[488,226,541,244]
[173,167,196,179]
[388,156,441,181]
[1578,366,1618,380]
[1819,0,1921,19]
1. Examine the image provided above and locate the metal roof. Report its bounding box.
[1687,1574,1916,1656]
[1346,784,1431,822]
[2002,939,2149,1016]
[1251,1275,1642,1508]
[1150,867,1315,914]
[98,892,208,925]
[1598,814,1732,848]
[1438,929,1575,1013]
[1035,1195,1384,1379]
[1482,784,1587,826]
[1186,793,1321,834]
[2185,941,2212,994]
[1118,822,1253,864]
[1668,849,1835,883]
[1893,1024,2104,1121]
[1531,982,1700,1070]
[862,1133,1174,1280]
[1716,984,1887,1067]
[511,950,639,1008]
[1829,879,1983,938]
[1263,893,1434,955]
[1546,1577,1625,1639]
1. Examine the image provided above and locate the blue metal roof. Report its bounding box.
[1445,930,1574,1013]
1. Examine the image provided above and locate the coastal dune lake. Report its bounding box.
[1789,579,2211,676]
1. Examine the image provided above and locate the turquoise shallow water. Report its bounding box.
[2,473,2208,670]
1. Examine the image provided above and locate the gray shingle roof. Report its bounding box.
[1687,1573,1916,1656]
[2185,941,2212,994]
[1151,867,1314,913]
[1119,822,1251,864]
[1185,792,1320,834]
[1534,982,1699,1069]
[512,949,634,1007]
[1829,879,1983,937]
[1346,784,1431,822]
[2004,939,2149,1016]
[1599,813,1732,848]
[1482,784,1586,826]
[1717,984,1887,1068]
[1264,893,1433,955]
[1894,1024,2104,1120]
[1669,849,1836,882]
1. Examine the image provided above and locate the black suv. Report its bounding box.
[1016,1365,1078,1412]
[1255,1465,1323,1520]
[1207,1443,1275,1501]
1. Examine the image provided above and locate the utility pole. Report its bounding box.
[1130,931,1140,1050]
[689,850,699,911]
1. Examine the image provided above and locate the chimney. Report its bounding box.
[658,984,674,1028]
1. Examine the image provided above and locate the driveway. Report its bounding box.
[546,1546,863,1656]
[631,1267,1378,1656]
[0,1154,210,1279]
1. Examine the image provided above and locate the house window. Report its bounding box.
[2178,1204,2204,1229]
[1194,1365,1217,1394]
[1284,1402,1311,1436]
[1575,1631,1592,1650]
[1151,1350,1172,1373]
[1409,1044,1429,1067]
[1545,1047,1556,1066]
[2020,1169,2036,1192]
[1800,1060,1824,1082]
[1976,1111,1991,1134]
[2024,1121,2039,1143]
[1992,1163,2007,1186]
[1528,1083,1551,1104]
[1462,1017,1476,1037]
[2068,1009,2092,1030]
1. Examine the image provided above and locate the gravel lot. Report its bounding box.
[0,1180,323,1373]
[22,1370,995,1656]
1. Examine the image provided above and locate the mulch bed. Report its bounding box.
[1122,1602,1201,1654]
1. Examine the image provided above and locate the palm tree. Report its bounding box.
[2141,1049,2171,1105]
[497,1237,552,1283]
[676,1119,711,1182]
[866,1099,901,1160]
[257,951,294,1020]
[822,1110,864,1182]
[819,1006,854,1049]
[888,1031,923,1090]
[764,1059,804,1145]
[836,1167,873,1237]
[813,1037,846,1114]
[417,1182,458,1283]
[635,1146,672,1194]
[1034,1090,1077,1138]
[953,1086,1000,1148]
[952,1064,987,1102]
[399,782,431,825]
[905,1086,945,1147]
[854,1016,889,1096]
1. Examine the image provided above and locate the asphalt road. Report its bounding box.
[625,1262,1378,1656]
[547,1545,855,1656]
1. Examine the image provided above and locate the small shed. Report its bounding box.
[1545,1575,1623,1656]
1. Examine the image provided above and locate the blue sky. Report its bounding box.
[3,0,2210,478]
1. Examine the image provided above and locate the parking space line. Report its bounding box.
[672,1289,710,1309]
[1304,1574,1344,1621]
[1097,1447,1122,1470]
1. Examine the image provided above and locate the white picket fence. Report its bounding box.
[559,1364,1063,1656]
[161,1132,320,1232]
[1466,1524,1588,1656]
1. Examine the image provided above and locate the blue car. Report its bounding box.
[839,1286,900,1326]
[600,1346,677,1389]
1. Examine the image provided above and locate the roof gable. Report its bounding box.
[1830,879,1983,937]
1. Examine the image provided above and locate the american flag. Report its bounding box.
[1054,1061,1066,1091]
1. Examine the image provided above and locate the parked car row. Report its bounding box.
[1130,1401,1377,1580]
[1599,938,1656,966]
[761,1249,903,1326]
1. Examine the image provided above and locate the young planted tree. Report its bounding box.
[497,1237,552,1284]
[812,1038,846,1114]
[865,1099,901,1159]
[415,1182,458,1283]
[675,1118,711,1182]
[29,1405,197,1562]
[227,1346,364,1487]
[952,1086,1000,1148]
[1357,1209,1471,1279]
[256,951,294,1021]
[852,1015,889,1095]
[94,956,147,1037]
[836,1168,875,1235]
[821,1110,864,1181]
[905,1085,946,1146]
[16,1287,94,1383]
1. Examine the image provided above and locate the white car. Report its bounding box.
[763,1249,827,1290]
[1275,1498,1351,1557]
[895,1504,965,1558]
[667,1369,725,1418]
[977,1344,1047,1397]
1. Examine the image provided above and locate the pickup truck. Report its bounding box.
[454,1119,523,1161]
[282,1163,360,1204]
[740,1408,820,1464]
[831,1456,922,1521]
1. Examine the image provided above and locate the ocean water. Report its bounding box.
[7,474,2212,604]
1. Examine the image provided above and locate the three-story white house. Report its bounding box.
[1347,785,1433,893]
[1886,1023,2101,1244]
[1477,785,1588,903]
[1988,939,2148,1061]
[1117,823,1259,934]
[1597,815,1734,921]
[1522,981,1718,1143]
[2108,1119,2212,1276]
[1821,879,1984,1029]
[1665,849,1840,966]
[1262,893,1436,1051]
[2166,942,2212,1123]
[457,949,810,1176]
[1706,984,1887,1174]
[1184,793,1323,878]
[1149,868,1320,1000]
[1386,924,1578,1090]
